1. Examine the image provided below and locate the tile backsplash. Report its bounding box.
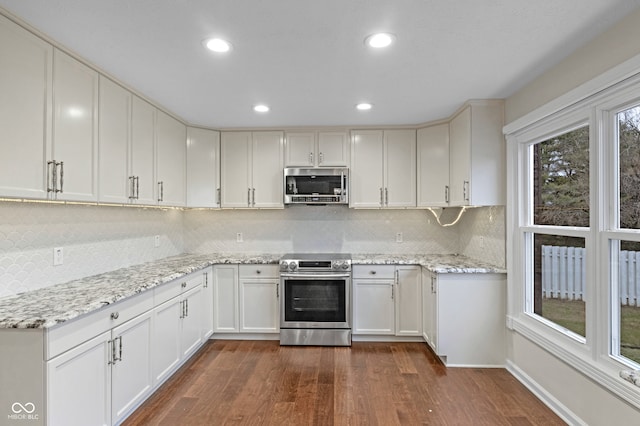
[0,202,504,298]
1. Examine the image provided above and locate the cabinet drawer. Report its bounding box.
[239,264,279,279]
[46,290,154,360]
[154,271,204,306]
[352,265,395,279]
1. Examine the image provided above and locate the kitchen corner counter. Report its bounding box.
[352,254,506,274]
[0,253,281,329]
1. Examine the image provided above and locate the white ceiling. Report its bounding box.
[1,0,639,129]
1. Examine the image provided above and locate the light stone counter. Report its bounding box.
[0,252,504,329]
[0,253,281,329]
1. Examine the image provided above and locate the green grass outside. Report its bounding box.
[542,298,640,365]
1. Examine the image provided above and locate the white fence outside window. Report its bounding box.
[541,245,640,307]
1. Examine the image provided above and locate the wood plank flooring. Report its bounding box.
[123,340,565,426]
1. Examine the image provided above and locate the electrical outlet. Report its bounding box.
[236,233,243,243]
[396,232,403,243]
[154,235,160,247]
[53,247,64,266]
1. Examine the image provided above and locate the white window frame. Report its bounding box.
[506,72,640,409]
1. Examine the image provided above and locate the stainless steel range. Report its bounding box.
[279,253,352,346]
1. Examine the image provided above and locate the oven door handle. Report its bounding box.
[280,273,351,279]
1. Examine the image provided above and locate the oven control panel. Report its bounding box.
[279,257,351,273]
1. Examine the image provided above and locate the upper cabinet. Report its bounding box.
[417,123,449,207]
[187,127,220,208]
[156,110,186,206]
[350,129,416,208]
[52,49,99,202]
[0,14,52,200]
[220,131,284,208]
[130,96,157,205]
[285,131,349,167]
[448,100,505,206]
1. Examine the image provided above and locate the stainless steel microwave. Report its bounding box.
[284,167,348,205]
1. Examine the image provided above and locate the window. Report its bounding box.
[611,104,640,366]
[526,125,590,339]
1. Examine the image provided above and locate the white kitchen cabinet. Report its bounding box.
[424,271,506,366]
[239,265,280,333]
[220,131,284,208]
[131,96,157,205]
[353,265,421,336]
[47,330,112,426]
[187,127,220,208]
[417,123,450,207]
[0,14,52,200]
[213,264,279,334]
[213,264,240,332]
[284,131,349,167]
[152,270,205,384]
[156,110,186,206]
[111,310,153,424]
[448,100,505,206]
[350,129,416,208]
[51,49,99,202]
[98,76,132,204]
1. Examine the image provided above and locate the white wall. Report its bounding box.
[504,9,640,424]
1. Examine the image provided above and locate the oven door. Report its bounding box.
[280,273,351,329]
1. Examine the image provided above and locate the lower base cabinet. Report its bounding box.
[423,271,506,367]
[213,264,280,335]
[353,265,422,336]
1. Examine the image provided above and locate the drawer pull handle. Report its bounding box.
[370,271,377,275]
[110,312,119,320]
[181,282,187,288]
[256,270,261,274]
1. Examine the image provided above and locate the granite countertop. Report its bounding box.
[0,252,504,330]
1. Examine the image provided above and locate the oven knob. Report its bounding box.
[341,263,350,270]
[280,260,289,272]
[288,262,297,271]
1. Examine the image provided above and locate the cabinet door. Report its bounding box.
[417,124,450,207]
[152,296,182,385]
[0,15,52,199]
[52,49,99,202]
[350,130,384,208]
[353,279,395,334]
[213,265,239,332]
[181,285,204,359]
[111,311,153,424]
[317,132,349,166]
[47,331,111,426]
[449,106,472,206]
[220,132,251,208]
[395,266,422,336]
[131,96,156,204]
[285,132,315,166]
[156,110,186,206]
[384,129,416,207]
[251,131,284,208]
[187,127,220,208]
[239,278,279,333]
[98,77,131,204]
[201,268,214,339]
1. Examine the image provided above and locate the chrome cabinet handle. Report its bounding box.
[463,180,469,202]
[445,185,450,203]
[309,152,314,165]
[181,282,187,288]
[117,336,123,362]
[248,188,251,206]
[256,269,261,274]
[380,188,383,206]
[129,176,135,199]
[319,152,324,164]
[385,188,388,206]
[391,283,394,300]
[203,272,208,288]
[158,181,164,202]
[252,188,255,206]
[216,188,221,205]
[58,161,64,193]
[180,300,185,319]
[276,282,279,298]
[108,339,116,365]
[110,312,119,320]
[369,270,377,275]
[135,176,139,199]
[47,161,54,193]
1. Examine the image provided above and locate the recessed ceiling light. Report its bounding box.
[356,103,373,111]
[253,104,270,113]
[364,33,395,48]
[203,38,232,53]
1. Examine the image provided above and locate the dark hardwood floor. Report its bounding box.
[123,340,565,426]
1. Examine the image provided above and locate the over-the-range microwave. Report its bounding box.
[284,167,349,205]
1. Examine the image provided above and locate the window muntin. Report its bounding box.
[532,126,590,227]
[529,233,586,338]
